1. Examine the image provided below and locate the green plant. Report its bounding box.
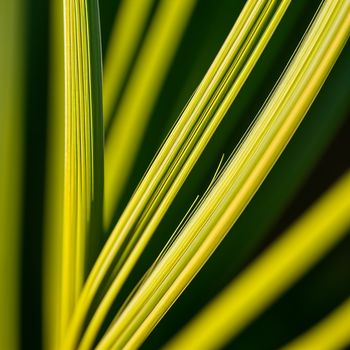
[1,0,349,349]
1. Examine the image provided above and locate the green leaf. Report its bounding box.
[60,0,104,342]
[95,2,349,347]
[64,1,291,349]
[166,170,350,350]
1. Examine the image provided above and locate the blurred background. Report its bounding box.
[1,0,349,348]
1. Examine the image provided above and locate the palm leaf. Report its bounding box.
[165,170,350,350]
[60,0,104,342]
[92,2,349,348]
[1,1,349,349]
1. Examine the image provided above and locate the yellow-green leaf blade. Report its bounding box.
[65,2,291,349]
[96,1,349,348]
[60,0,104,341]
